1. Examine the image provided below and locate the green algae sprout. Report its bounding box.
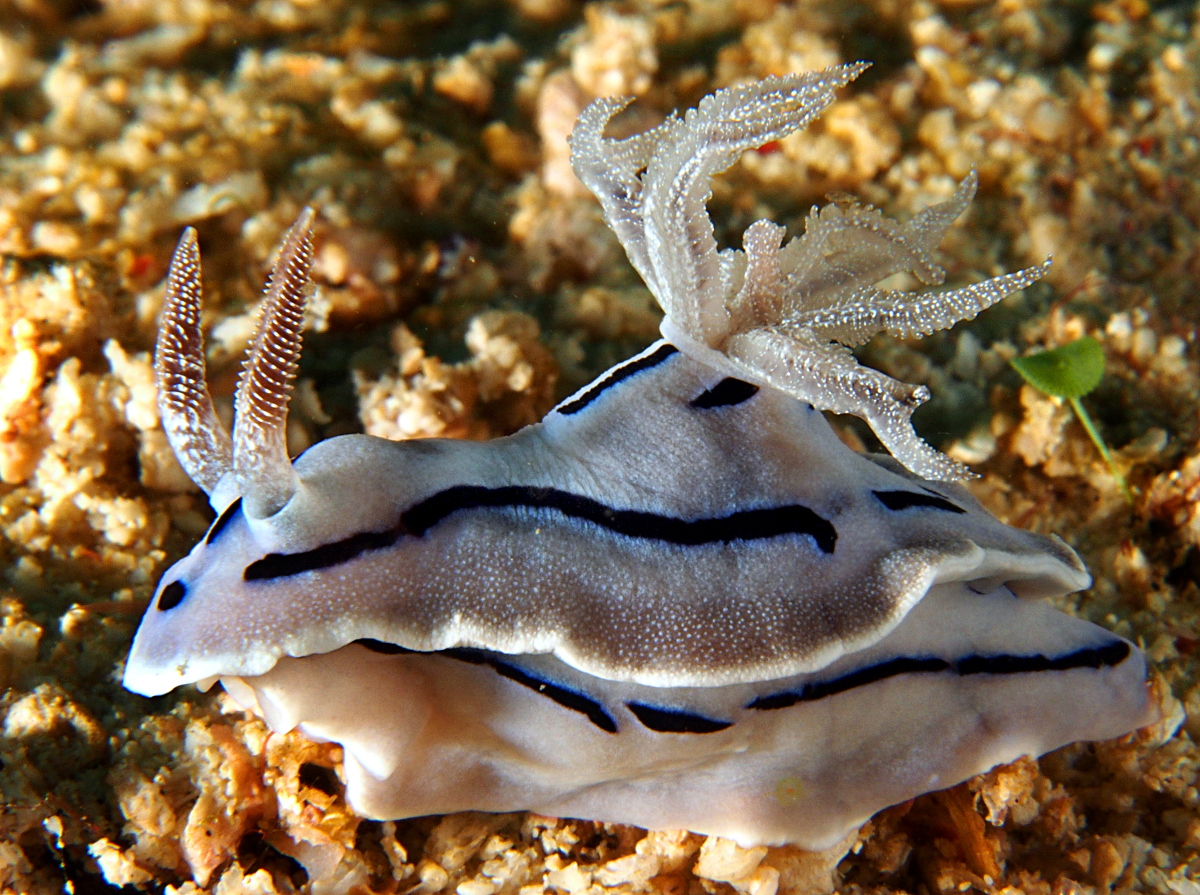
[1011,336,1130,500]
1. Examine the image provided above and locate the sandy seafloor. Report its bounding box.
[0,0,1197,892]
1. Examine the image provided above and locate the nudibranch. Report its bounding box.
[124,65,1156,848]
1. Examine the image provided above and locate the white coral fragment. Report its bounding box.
[569,64,1050,480]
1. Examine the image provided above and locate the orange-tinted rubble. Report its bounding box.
[0,0,1196,892]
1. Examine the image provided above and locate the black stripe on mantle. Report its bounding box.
[689,378,759,409]
[555,343,678,416]
[205,497,243,545]
[872,489,966,514]
[244,485,836,581]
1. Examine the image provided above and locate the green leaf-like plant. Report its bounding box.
[1011,336,1129,500]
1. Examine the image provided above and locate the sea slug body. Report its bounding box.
[124,64,1157,848]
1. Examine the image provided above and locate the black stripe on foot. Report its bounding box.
[626,702,732,734]
[749,641,1132,711]
[444,648,618,733]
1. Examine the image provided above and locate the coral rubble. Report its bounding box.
[0,0,1196,892]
